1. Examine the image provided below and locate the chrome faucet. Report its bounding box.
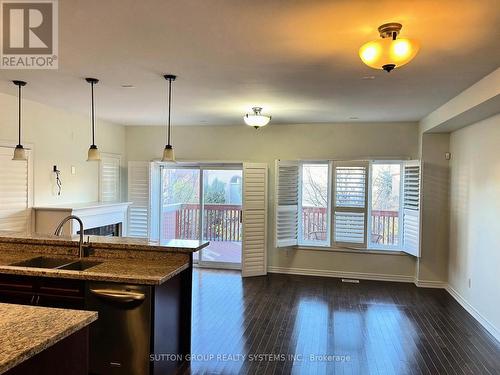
[54,215,89,258]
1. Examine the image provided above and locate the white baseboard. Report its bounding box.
[446,285,500,343]
[267,266,414,283]
[414,280,447,288]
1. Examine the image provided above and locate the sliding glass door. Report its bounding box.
[159,165,242,269]
[200,169,242,267]
[160,168,201,260]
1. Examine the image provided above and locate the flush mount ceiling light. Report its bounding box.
[85,77,101,161]
[161,74,177,162]
[12,80,27,161]
[244,107,271,129]
[359,23,420,72]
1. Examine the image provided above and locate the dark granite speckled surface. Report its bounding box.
[0,303,97,374]
[0,251,190,285]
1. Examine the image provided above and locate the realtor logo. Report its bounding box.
[1,0,58,69]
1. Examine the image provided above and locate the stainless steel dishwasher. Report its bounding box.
[86,282,152,375]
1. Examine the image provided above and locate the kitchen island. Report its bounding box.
[0,232,208,375]
[0,303,97,375]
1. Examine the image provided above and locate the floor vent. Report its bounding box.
[341,278,360,283]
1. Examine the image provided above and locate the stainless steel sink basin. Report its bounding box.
[10,256,102,271]
[58,260,102,271]
[10,256,76,269]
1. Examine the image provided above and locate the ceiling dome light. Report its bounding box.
[359,23,419,72]
[244,107,271,129]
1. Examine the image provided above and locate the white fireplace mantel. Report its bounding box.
[33,202,132,236]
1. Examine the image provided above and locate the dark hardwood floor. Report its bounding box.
[178,269,500,375]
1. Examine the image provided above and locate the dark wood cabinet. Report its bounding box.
[5,327,89,375]
[0,275,85,309]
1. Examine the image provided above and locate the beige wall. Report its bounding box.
[126,122,419,279]
[0,92,126,206]
[448,114,500,336]
[418,133,450,283]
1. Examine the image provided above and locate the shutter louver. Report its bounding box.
[275,160,299,247]
[402,161,422,257]
[242,163,268,277]
[333,162,368,247]
[0,147,31,233]
[99,154,121,203]
[127,161,150,238]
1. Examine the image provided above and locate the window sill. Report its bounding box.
[294,245,407,256]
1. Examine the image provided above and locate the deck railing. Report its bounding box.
[370,210,399,245]
[163,204,398,245]
[162,203,242,241]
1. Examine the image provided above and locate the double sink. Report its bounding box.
[10,256,102,271]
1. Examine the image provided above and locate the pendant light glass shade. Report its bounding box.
[244,107,271,129]
[87,144,101,161]
[359,23,419,72]
[162,145,175,162]
[85,78,101,161]
[12,80,27,161]
[161,74,177,162]
[13,145,27,161]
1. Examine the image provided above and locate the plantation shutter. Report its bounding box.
[0,146,32,233]
[274,160,299,247]
[242,163,268,277]
[149,162,161,242]
[402,160,422,257]
[127,161,151,238]
[333,161,368,247]
[99,153,121,202]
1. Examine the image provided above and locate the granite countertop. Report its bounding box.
[0,303,97,374]
[0,231,209,253]
[0,251,190,285]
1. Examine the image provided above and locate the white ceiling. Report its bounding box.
[0,0,499,126]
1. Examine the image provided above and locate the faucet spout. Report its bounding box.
[54,215,87,258]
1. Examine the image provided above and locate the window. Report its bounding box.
[369,163,401,248]
[299,163,330,246]
[275,159,422,256]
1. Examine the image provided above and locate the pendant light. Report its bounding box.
[85,77,101,161]
[12,80,27,161]
[359,23,419,72]
[244,107,271,129]
[161,74,177,162]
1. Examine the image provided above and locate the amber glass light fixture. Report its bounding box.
[161,74,177,162]
[359,23,419,72]
[12,80,27,161]
[85,78,101,161]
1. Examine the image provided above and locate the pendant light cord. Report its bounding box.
[167,77,172,146]
[91,81,95,146]
[18,84,22,146]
